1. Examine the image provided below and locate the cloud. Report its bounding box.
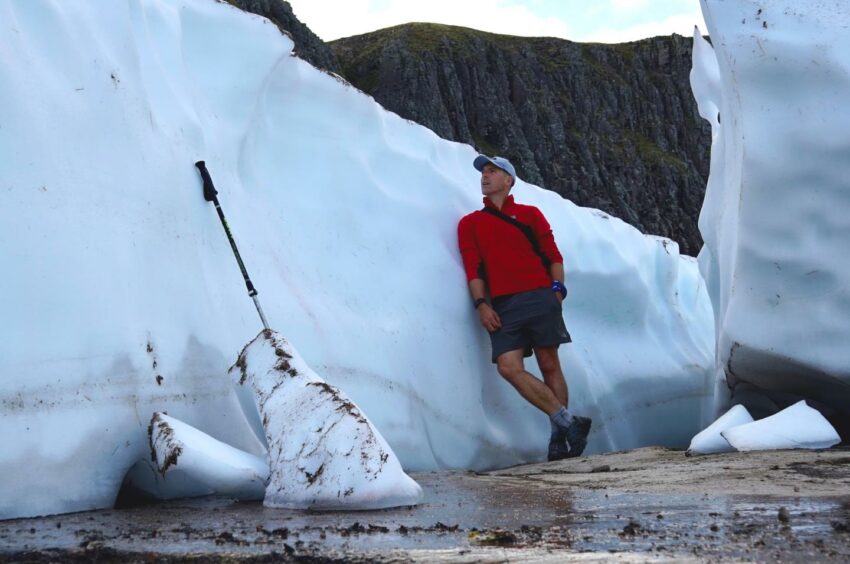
[608,0,652,13]
[580,12,707,43]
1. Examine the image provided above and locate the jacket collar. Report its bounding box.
[483,194,515,212]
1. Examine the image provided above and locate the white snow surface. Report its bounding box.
[148,412,268,499]
[694,1,850,416]
[721,401,841,452]
[230,331,422,509]
[686,404,753,456]
[0,0,714,519]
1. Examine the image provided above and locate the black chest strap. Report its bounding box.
[481,207,551,270]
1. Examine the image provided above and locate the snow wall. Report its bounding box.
[0,0,714,519]
[694,0,850,422]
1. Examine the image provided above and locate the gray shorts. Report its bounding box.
[489,288,571,363]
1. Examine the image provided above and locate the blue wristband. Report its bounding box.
[551,280,567,298]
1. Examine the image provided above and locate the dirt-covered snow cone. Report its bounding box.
[229,330,423,509]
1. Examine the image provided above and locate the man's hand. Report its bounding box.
[478,303,502,332]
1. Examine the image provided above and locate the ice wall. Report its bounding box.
[0,0,713,519]
[694,0,850,420]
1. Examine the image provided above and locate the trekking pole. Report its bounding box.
[195,160,270,331]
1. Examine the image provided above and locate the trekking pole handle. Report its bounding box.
[195,161,218,202]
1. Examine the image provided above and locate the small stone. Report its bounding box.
[778,507,791,523]
[621,519,641,536]
[469,528,516,545]
[831,520,850,533]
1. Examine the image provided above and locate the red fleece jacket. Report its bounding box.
[457,195,563,299]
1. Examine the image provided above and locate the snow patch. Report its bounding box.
[695,0,850,417]
[148,412,267,499]
[230,331,423,509]
[721,401,841,452]
[686,404,753,456]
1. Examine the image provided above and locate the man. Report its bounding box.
[457,155,591,461]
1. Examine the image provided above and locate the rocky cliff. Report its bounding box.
[329,24,710,255]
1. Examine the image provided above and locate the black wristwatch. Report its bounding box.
[474,297,488,310]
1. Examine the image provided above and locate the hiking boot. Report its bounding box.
[572,415,592,439]
[547,431,571,461]
[564,416,592,458]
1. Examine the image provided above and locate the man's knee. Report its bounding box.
[496,354,524,383]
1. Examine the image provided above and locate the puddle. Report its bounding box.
[2,470,850,561]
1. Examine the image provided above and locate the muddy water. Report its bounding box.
[2,468,850,562]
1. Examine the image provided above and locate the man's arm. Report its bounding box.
[469,278,501,332]
[550,262,565,284]
[459,215,501,331]
[527,208,566,302]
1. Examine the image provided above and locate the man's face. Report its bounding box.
[480,163,513,197]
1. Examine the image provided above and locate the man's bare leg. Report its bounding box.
[495,349,562,415]
[534,346,568,407]
[531,346,590,459]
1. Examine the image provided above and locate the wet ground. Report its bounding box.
[2,447,850,562]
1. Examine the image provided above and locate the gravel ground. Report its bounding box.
[2,446,850,562]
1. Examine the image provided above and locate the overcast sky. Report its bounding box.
[286,0,707,43]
